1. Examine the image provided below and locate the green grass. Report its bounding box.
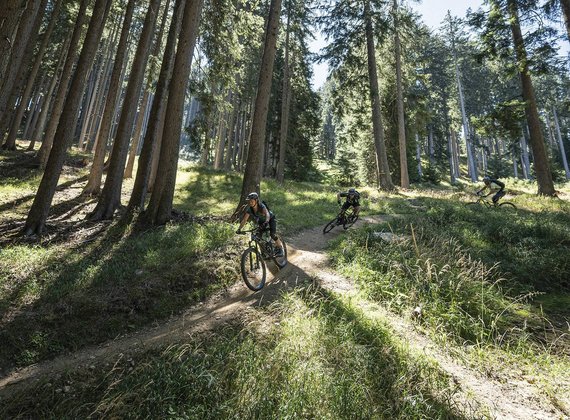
[326,189,570,411]
[1,287,464,419]
[0,221,238,369]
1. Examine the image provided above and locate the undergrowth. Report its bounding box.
[1,287,464,419]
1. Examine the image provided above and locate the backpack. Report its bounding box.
[261,200,271,212]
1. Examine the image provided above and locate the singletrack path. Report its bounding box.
[0,215,566,419]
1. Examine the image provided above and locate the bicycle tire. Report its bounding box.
[272,240,288,268]
[323,218,338,234]
[499,202,517,210]
[343,213,359,229]
[240,247,266,291]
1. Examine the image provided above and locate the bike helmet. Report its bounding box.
[246,192,259,200]
[348,188,356,194]
[482,176,491,183]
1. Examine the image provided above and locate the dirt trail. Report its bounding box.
[0,215,566,419]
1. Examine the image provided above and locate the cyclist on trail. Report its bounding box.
[476,176,506,204]
[337,188,361,217]
[236,192,285,257]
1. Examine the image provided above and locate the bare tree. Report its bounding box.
[237,0,283,207]
[83,0,137,196]
[364,0,393,190]
[143,0,204,225]
[90,0,163,220]
[23,0,113,236]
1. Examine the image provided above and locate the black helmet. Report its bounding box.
[246,192,259,200]
[483,176,491,183]
[348,188,356,194]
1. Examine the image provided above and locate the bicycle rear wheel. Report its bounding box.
[323,217,338,234]
[241,247,266,291]
[272,240,288,268]
[499,202,517,210]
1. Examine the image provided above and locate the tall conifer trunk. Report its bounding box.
[364,0,393,190]
[507,0,555,195]
[237,0,283,207]
[143,0,204,225]
[24,0,112,236]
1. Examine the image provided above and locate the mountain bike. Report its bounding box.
[323,207,359,234]
[465,192,517,210]
[237,226,288,291]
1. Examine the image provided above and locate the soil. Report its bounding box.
[0,215,568,419]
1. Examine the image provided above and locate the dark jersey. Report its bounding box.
[246,202,273,224]
[340,190,361,205]
[486,178,505,191]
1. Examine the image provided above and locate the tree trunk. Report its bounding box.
[29,34,70,150]
[128,0,182,213]
[415,133,422,178]
[143,0,204,225]
[124,90,151,178]
[37,0,90,167]
[236,0,283,207]
[276,2,291,184]
[447,130,456,184]
[520,131,530,179]
[4,0,61,150]
[82,0,136,196]
[90,0,162,220]
[0,0,28,81]
[507,0,555,195]
[364,0,393,190]
[0,0,44,143]
[553,106,570,180]
[393,0,408,188]
[23,0,112,236]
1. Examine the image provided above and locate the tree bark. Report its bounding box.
[128,0,182,212]
[90,0,162,220]
[83,7,136,195]
[237,0,283,206]
[4,0,61,150]
[393,0,409,188]
[143,0,204,225]
[0,0,28,82]
[23,0,112,236]
[37,0,90,167]
[276,2,291,184]
[364,0,393,190]
[553,106,570,180]
[508,0,555,195]
[0,0,44,143]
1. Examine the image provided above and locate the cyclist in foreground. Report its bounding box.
[337,188,361,218]
[236,192,285,257]
[476,176,505,204]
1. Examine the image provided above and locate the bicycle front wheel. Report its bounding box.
[499,202,517,210]
[323,218,338,234]
[343,213,359,229]
[241,247,266,291]
[272,240,288,269]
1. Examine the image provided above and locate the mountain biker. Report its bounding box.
[477,176,505,204]
[236,192,285,257]
[337,188,361,217]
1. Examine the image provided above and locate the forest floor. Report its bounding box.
[1,214,566,419]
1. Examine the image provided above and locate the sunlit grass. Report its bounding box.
[1,287,464,419]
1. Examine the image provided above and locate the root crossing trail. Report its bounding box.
[0,215,566,419]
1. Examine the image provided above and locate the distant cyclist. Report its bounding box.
[337,188,361,217]
[236,192,284,257]
[477,176,505,204]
